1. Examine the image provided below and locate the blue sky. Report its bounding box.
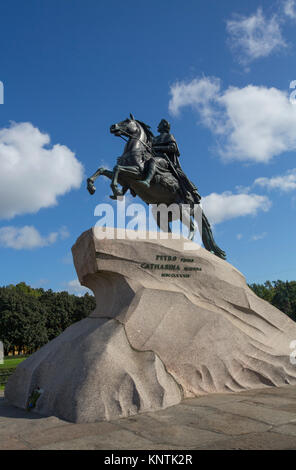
[0,0,296,293]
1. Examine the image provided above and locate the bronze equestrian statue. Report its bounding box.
[87,114,226,260]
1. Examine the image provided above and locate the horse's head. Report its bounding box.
[110,113,140,139]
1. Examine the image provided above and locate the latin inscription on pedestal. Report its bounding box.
[140,255,202,278]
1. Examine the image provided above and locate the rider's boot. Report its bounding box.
[141,160,156,187]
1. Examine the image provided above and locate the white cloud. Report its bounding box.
[0,225,69,250]
[254,168,296,191]
[202,191,271,225]
[65,279,92,296]
[169,77,296,163]
[168,77,221,122]
[251,232,267,241]
[237,233,243,240]
[226,8,286,64]
[0,122,84,219]
[284,0,296,19]
[217,84,296,162]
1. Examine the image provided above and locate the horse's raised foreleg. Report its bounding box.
[110,165,140,199]
[110,165,122,198]
[87,167,113,195]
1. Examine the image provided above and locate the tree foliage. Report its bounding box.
[0,283,96,355]
[249,280,296,322]
[1,279,295,356]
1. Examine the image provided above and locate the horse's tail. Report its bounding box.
[201,212,226,260]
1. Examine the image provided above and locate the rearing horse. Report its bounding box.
[87,114,226,259]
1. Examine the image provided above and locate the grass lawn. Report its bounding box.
[0,356,28,369]
[0,356,28,390]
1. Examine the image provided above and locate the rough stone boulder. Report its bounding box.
[5,227,296,422]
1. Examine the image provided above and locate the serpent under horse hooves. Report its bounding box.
[87,114,226,260]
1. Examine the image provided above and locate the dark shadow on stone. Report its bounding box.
[0,396,49,420]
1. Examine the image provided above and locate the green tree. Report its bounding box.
[248,281,274,303]
[0,287,48,354]
[271,280,296,321]
[0,282,96,354]
[72,293,96,323]
[249,280,296,322]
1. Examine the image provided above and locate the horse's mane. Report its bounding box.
[136,120,154,146]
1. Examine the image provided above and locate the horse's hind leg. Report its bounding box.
[87,168,113,195]
[188,217,197,241]
[155,209,172,234]
[180,204,196,240]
